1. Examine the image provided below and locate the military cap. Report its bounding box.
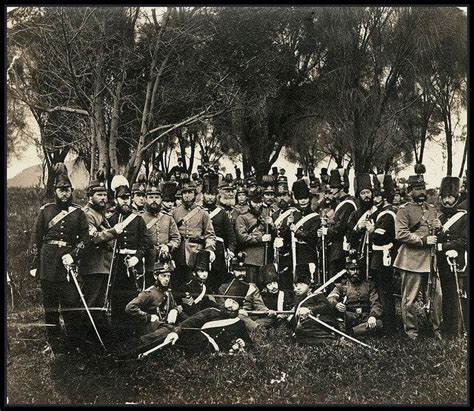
[194,250,210,271]
[346,258,359,270]
[292,179,310,200]
[203,172,219,195]
[131,173,147,195]
[407,163,426,190]
[161,181,178,202]
[261,264,279,285]
[248,186,264,202]
[153,260,173,274]
[175,189,182,199]
[111,174,130,198]
[181,180,197,192]
[440,176,461,198]
[236,186,248,195]
[224,280,249,306]
[230,252,247,272]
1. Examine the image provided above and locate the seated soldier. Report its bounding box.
[117,282,252,359]
[218,252,276,333]
[174,250,219,319]
[289,263,337,345]
[125,261,183,341]
[260,264,294,325]
[327,259,383,337]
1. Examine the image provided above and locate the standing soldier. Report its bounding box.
[79,172,125,345]
[28,163,90,355]
[346,173,378,278]
[172,180,216,290]
[370,174,398,334]
[393,165,442,340]
[130,173,147,215]
[235,187,273,288]
[202,173,237,292]
[436,176,468,337]
[106,175,154,337]
[142,177,181,289]
[321,168,357,280]
[161,181,178,214]
[232,186,249,222]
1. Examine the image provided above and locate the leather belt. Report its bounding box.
[46,240,70,247]
[118,249,137,255]
[183,237,205,245]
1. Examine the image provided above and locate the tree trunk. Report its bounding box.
[459,136,467,178]
[444,112,453,176]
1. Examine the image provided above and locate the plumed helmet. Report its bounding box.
[88,168,107,194]
[230,252,247,271]
[248,186,264,202]
[131,173,147,195]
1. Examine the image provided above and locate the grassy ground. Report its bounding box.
[6,188,469,405]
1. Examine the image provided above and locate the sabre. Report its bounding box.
[104,214,123,322]
[320,217,327,286]
[307,314,378,352]
[247,310,293,315]
[67,265,106,350]
[137,339,172,359]
[447,253,466,335]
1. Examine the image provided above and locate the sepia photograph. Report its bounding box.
[5,5,469,406]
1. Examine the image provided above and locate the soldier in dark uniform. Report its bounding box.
[347,173,379,278]
[289,180,321,284]
[290,264,337,345]
[327,260,383,337]
[130,173,147,215]
[28,163,90,355]
[202,173,237,292]
[161,181,179,214]
[218,253,275,333]
[172,180,216,290]
[260,264,294,324]
[142,178,181,289]
[125,261,181,340]
[370,174,398,334]
[106,175,154,336]
[234,187,273,288]
[436,176,468,336]
[175,250,219,319]
[322,168,357,280]
[393,165,441,340]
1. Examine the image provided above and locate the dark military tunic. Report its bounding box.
[174,277,219,319]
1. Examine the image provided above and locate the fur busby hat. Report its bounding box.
[440,176,461,198]
[53,163,73,189]
[194,250,210,271]
[230,252,247,272]
[203,172,219,195]
[161,181,178,202]
[320,168,330,185]
[131,173,147,195]
[292,179,310,200]
[111,174,130,198]
[407,163,426,190]
[88,168,107,195]
[261,264,279,285]
[354,173,375,195]
[294,263,312,285]
[248,186,264,202]
[329,168,349,189]
[295,167,305,179]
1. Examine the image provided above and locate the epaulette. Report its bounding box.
[40,202,55,210]
[398,202,409,208]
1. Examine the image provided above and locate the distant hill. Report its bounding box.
[7,160,89,189]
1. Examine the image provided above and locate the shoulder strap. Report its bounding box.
[121,212,138,229]
[294,212,319,231]
[209,207,222,220]
[274,207,297,228]
[177,207,201,227]
[442,210,467,233]
[376,209,397,222]
[335,199,357,214]
[146,213,162,230]
[277,290,284,312]
[194,284,207,305]
[47,206,79,230]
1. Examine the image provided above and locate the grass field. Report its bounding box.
[6,188,469,405]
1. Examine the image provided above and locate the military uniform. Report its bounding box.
[232,203,250,223]
[327,279,383,336]
[204,204,237,292]
[172,203,216,289]
[142,209,181,288]
[393,200,441,338]
[106,209,154,333]
[29,198,90,352]
[175,276,219,319]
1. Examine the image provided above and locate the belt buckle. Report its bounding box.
[356,308,362,314]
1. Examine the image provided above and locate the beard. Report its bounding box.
[55,194,72,209]
[118,203,132,215]
[412,193,426,203]
[183,199,195,209]
[278,199,289,209]
[147,202,161,214]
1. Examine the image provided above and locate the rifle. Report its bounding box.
[447,252,466,336]
[425,224,440,320]
[320,215,328,287]
[104,214,122,324]
[264,215,269,265]
[67,264,106,350]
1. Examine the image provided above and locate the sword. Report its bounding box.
[137,339,172,359]
[307,314,378,352]
[66,265,106,350]
[246,310,293,315]
[447,253,466,336]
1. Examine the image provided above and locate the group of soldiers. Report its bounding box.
[26,159,468,359]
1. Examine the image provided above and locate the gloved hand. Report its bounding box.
[268,310,277,317]
[150,314,160,323]
[62,254,74,267]
[164,332,179,345]
[238,309,249,317]
[335,302,346,313]
[367,316,377,329]
[227,250,235,260]
[265,216,273,226]
[317,227,328,238]
[182,293,194,306]
[126,256,139,267]
[209,250,216,263]
[274,237,284,249]
[365,221,375,233]
[445,249,458,259]
[29,269,37,278]
[114,223,124,235]
[159,244,170,257]
[262,234,272,242]
[422,235,437,246]
[297,307,311,319]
